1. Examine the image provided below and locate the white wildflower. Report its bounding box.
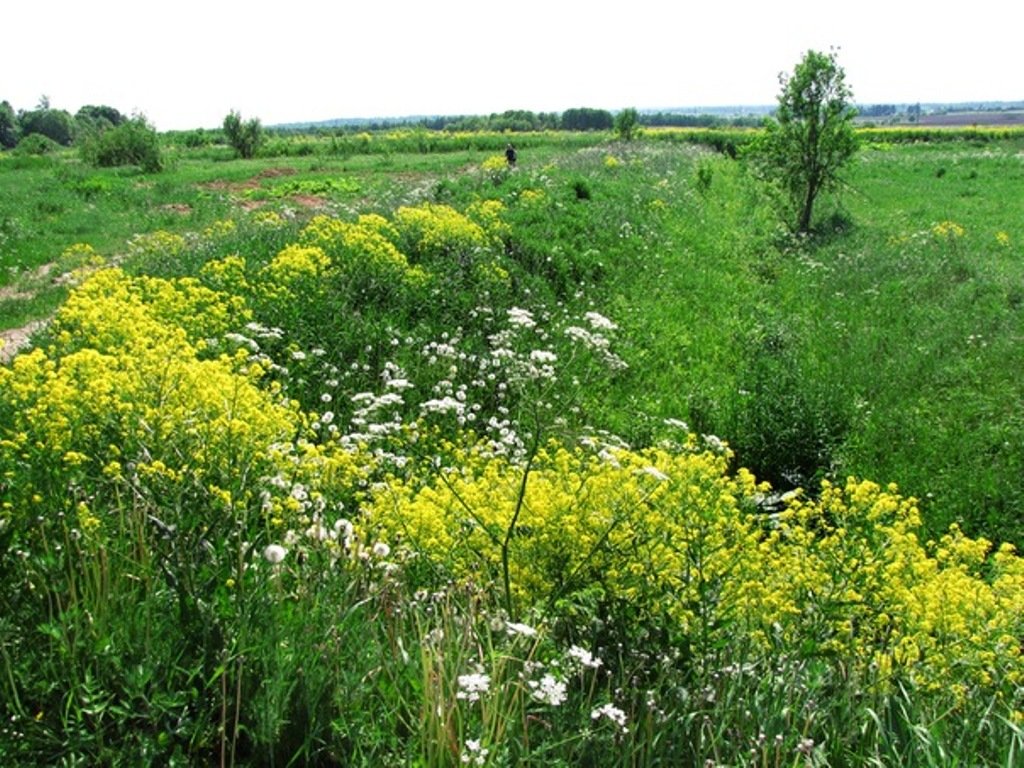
[591,702,628,731]
[507,306,536,328]
[333,518,353,542]
[529,674,567,706]
[263,544,287,564]
[641,465,670,482]
[505,621,538,638]
[421,397,465,415]
[456,672,491,702]
[568,645,603,669]
[584,311,618,331]
[565,325,610,350]
[306,523,329,541]
[702,434,727,453]
[460,738,489,766]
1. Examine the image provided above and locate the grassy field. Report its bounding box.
[2,130,1024,765]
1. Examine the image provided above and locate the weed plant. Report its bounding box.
[2,135,1024,765]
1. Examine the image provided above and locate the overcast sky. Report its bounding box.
[5,0,1021,131]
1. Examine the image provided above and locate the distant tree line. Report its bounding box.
[856,104,898,118]
[0,96,162,171]
[638,112,763,128]
[273,107,777,137]
[0,97,128,150]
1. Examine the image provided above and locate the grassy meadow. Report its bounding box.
[1,128,1024,765]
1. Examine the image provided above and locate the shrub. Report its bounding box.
[18,107,75,146]
[13,132,61,155]
[613,107,639,141]
[223,110,264,159]
[80,117,163,172]
[392,202,488,260]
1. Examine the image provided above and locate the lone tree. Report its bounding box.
[750,48,857,234]
[222,110,264,159]
[614,107,640,141]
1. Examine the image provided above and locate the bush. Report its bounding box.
[80,117,163,172]
[613,108,639,141]
[223,110,264,159]
[18,108,75,146]
[14,132,62,156]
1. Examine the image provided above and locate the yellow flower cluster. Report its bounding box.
[258,244,332,301]
[53,268,250,353]
[466,199,511,247]
[128,230,187,261]
[518,189,546,206]
[367,443,1024,698]
[0,268,308,527]
[393,203,488,259]
[200,254,251,295]
[298,214,426,287]
[59,242,106,269]
[481,155,508,173]
[368,439,764,622]
[202,218,237,240]
[932,220,966,239]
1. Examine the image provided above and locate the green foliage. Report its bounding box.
[18,107,75,146]
[561,107,614,131]
[725,311,852,489]
[74,104,125,137]
[13,132,62,156]
[0,101,18,149]
[80,116,163,172]
[3,136,1024,765]
[748,48,858,233]
[613,107,639,141]
[223,110,264,159]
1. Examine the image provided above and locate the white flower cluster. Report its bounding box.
[591,702,628,731]
[567,644,604,670]
[564,324,628,372]
[456,672,491,703]
[506,306,537,328]
[460,738,489,766]
[528,673,567,706]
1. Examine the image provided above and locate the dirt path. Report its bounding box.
[0,319,47,364]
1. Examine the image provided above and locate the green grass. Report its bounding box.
[5,134,1024,542]
[3,131,1024,765]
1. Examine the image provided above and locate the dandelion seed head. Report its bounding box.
[263,544,287,564]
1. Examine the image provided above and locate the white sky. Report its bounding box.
[4,0,1021,131]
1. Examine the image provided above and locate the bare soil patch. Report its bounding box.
[1,320,47,364]
[158,203,193,215]
[290,195,329,209]
[254,167,297,180]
